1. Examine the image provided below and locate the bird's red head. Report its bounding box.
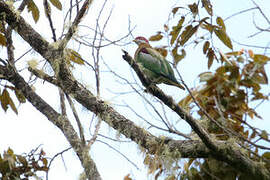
[133,36,149,45]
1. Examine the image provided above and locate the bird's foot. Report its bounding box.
[144,83,157,93]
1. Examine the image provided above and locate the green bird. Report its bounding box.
[133,36,185,90]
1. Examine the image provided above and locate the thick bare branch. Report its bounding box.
[0,1,53,59]
[0,64,101,180]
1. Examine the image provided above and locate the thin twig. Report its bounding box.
[43,0,57,42]
[96,140,140,170]
[66,94,86,145]
[59,0,94,49]
[46,147,72,180]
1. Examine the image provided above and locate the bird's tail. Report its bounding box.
[172,81,185,90]
[164,79,185,90]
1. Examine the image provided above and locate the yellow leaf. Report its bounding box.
[149,33,163,41]
[154,47,168,57]
[165,175,175,180]
[261,130,268,140]
[207,48,215,69]
[49,0,62,10]
[42,158,48,166]
[124,174,132,180]
[253,54,270,64]
[180,25,199,46]
[203,41,210,54]
[200,23,214,33]
[172,47,186,65]
[172,7,180,16]
[1,89,9,111]
[0,23,4,33]
[226,51,241,56]
[219,50,230,64]
[250,131,256,139]
[188,3,198,17]
[66,49,84,65]
[248,49,254,58]
[214,28,233,49]
[0,33,6,46]
[202,0,213,16]
[262,152,270,159]
[199,72,214,82]
[17,155,28,166]
[170,16,185,45]
[27,0,40,23]
[216,17,226,31]
[7,148,14,156]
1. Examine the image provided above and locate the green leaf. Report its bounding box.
[27,0,40,23]
[49,0,62,10]
[216,17,226,31]
[170,16,185,45]
[214,28,233,49]
[0,33,6,46]
[180,25,199,46]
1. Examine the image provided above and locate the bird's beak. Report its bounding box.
[133,39,138,45]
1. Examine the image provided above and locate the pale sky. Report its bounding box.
[0,0,270,179]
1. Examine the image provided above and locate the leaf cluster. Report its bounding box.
[0,147,48,180]
[26,0,62,23]
[145,0,270,179]
[0,86,26,115]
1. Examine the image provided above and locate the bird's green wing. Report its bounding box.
[145,47,179,83]
[136,47,164,76]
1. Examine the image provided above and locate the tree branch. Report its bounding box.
[121,50,270,180]
[0,1,53,59]
[0,64,101,180]
[59,0,94,50]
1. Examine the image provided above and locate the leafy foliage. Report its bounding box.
[145,0,270,179]
[0,147,48,180]
[26,0,63,23]
[26,0,40,23]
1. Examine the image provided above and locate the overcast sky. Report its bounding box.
[1,0,270,179]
